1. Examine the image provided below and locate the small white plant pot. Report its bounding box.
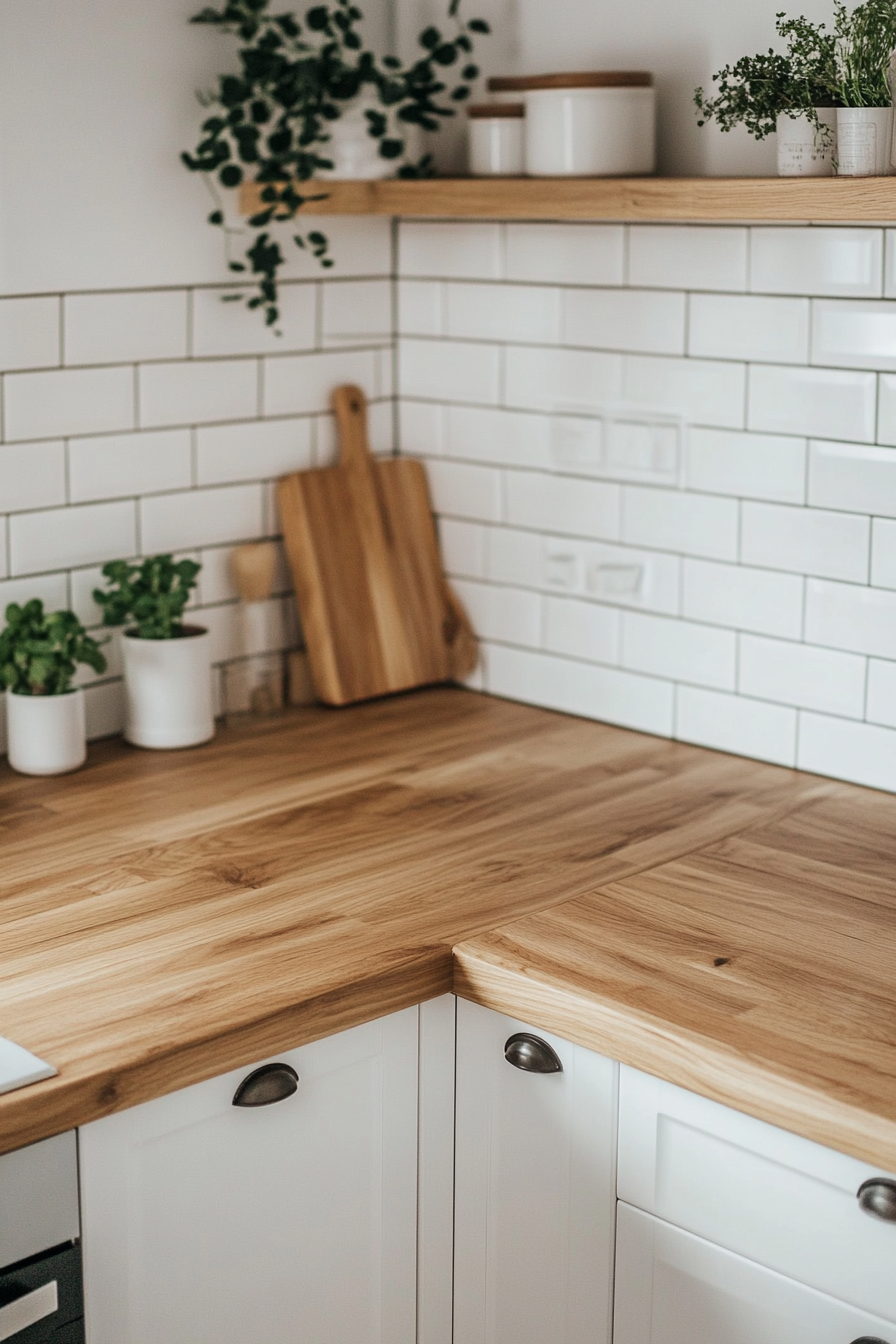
[6,688,87,776]
[121,626,214,750]
[315,96,422,180]
[776,109,836,176]
[836,106,894,176]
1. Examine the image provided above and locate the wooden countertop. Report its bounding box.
[0,687,893,1171]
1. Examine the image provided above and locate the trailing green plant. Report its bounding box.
[183,0,490,326]
[695,11,840,140]
[94,556,202,640]
[833,0,896,107]
[0,601,107,696]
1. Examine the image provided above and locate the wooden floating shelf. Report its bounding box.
[240,175,896,222]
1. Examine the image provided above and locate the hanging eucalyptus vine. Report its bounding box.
[183,0,490,326]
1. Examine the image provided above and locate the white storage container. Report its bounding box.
[467,102,524,176]
[837,105,894,176]
[776,109,837,176]
[519,71,656,176]
[5,687,87,775]
[121,625,214,749]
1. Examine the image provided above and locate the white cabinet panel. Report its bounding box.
[454,998,617,1344]
[615,1202,896,1344]
[618,1064,896,1320]
[418,994,457,1344]
[80,1008,418,1344]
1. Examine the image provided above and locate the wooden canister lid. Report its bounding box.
[467,102,525,118]
[488,71,653,91]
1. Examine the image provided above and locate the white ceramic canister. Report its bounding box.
[121,625,214,750]
[5,687,87,776]
[836,106,894,176]
[522,71,656,176]
[776,109,837,176]
[467,103,524,176]
[316,95,422,180]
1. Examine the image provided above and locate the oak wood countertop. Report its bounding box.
[0,687,892,1170]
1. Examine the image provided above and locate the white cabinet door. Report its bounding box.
[79,1008,418,1344]
[615,1201,896,1344]
[454,998,617,1344]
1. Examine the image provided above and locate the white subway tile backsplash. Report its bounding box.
[811,298,896,372]
[197,417,312,485]
[263,348,378,416]
[0,441,66,511]
[0,296,60,371]
[798,712,896,791]
[398,280,443,336]
[623,485,738,560]
[452,578,541,647]
[193,283,316,357]
[623,355,746,429]
[686,428,806,502]
[0,521,10,578]
[747,364,876,441]
[399,338,500,404]
[486,643,674,735]
[0,572,67,613]
[751,228,883,298]
[628,226,748,292]
[563,288,686,355]
[10,500,136,575]
[866,658,896,726]
[874,373,896,445]
[739,634,866,717]
[446,282,561,344]
[439,518,487,579]
[622,611,736,689]
[741,501,869,582]
[881,231,896,298]
[505,224,624,286]
[809,440,896,518]
[400,400,444,456]
[505,471,621,540]
[689,294,809,364]
[504,345,623,413]
[445,406,551,469]
[65,290,188,365]
[487,526,544,589]
[683,558,804,637]
[543,594,620,664]
[4,365,135,442]
[677,686,797,765]
[400,222,502,279]
[69,429,192,503]
[140,357,258,429]
[805,578,896,658]
[871,518,896,588]
[425,459,502,522]
[139,484,264,553]
[322,279,392,346]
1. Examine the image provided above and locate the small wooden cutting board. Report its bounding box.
[278,385,478,706]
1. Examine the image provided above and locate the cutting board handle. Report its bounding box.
[333,385,374,470]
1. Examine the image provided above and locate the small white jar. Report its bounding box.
[837,106,894,176]
[776,109,837,176]
[6,687,87,776]
[121,625,214,750]
[467,103,524,176]
[521,71,656,176]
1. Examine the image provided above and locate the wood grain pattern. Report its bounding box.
[455,789,896,1171]
[0,687,829,1154]
[240,176,896,221]
[277,386,476,704]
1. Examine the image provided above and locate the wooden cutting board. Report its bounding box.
[278,385,478,706]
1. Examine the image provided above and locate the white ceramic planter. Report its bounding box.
[524,84,656,176]
[836,106,894,176]
[776,109,837,176]
[6,688,86,776]
[316,96,422,180]
[467,104,525,176]
[121,626,214,750]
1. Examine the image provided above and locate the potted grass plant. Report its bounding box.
[94,555,214,750]
[832,0,896,175]
[695,11,841,175]
[0,601,107,775]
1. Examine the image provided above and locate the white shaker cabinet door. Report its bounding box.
[454,998,618,1344]
[79,1007,418,1344]
[615,1201,896,1344]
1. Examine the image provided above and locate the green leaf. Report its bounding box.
[467,19,490,33]
[219,163,244,186]
[379,137,404,158]
[420,26,441,49]
[208,209,225,225]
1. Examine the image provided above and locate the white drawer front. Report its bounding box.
[615,1202,896,1344]
[618,1065,896,1321]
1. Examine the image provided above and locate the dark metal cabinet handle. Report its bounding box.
[232,1062,299,1107]
[504,1033,563,1074]
[857,1178,896,1223]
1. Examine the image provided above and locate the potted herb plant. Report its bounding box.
[94,556,213,750]
[832,0,896,175]
[0,601,107,776]
[695,12,841,176]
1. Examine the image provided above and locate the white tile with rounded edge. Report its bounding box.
[871,517,896,587]
[192,283,316,358]
[400,222,502,280]
[738,634,866,717]
[444,405,551,469]
[688,294,809,364]
[809,440,896,516]
[811,298,896,371]
[505,224,624,286]
[452,578,541,648]
[505,471,621,541]
[748,364,876,441]
[0,441,66,511]
[425,459,502,523]
[196,418,313,485]
[623,356,746,430]
[69,429,192,503]
[399,400,444,456]
[139,358,258,429]
[439,518,487,579]
[543,594,621,664]
[398,338,501,405]
[65,290,188,366]
[504,345,623,413]
[686,428,806,502]
[5,366,135,442]
[628,226,748,292]
[321,279,392,347]
[798,712,896,791]
[622,611,736,690]
[805,578,896,658]
[398,280,443,336]
[740,501,869,582]
[866,658,896,726]
[10,501,136,576]
[677,685,797,766]
[263,348,378,417]
[0,296,60,372]
[683,559,804,638]
[623,486,738,561]
[563,288,686,356]
[751,228,883,298]
[139,483,264,554]
[446,282,561,344]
